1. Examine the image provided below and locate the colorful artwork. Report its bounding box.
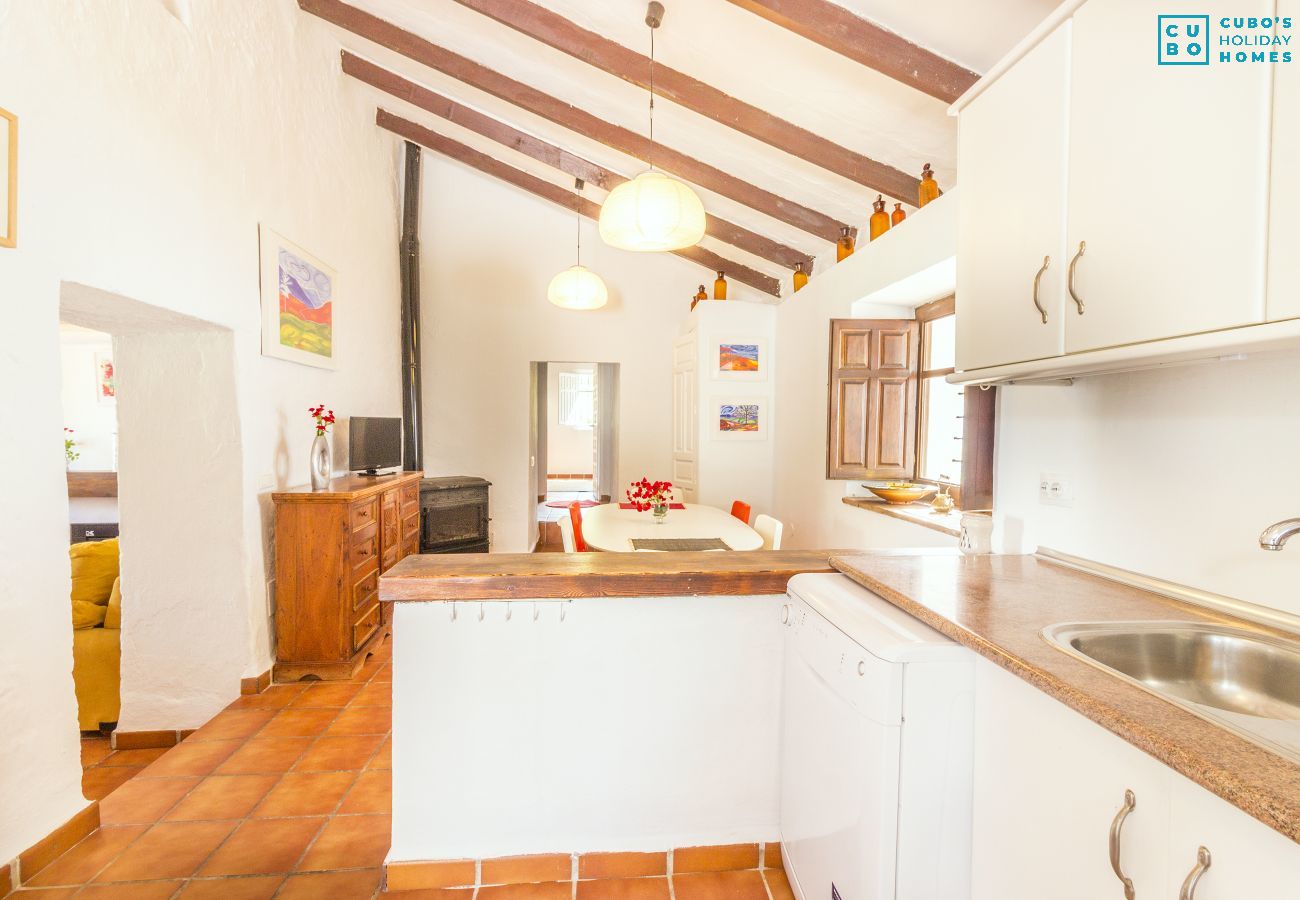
[259,226,337,369]
[0,106,14,249]
[277,247,332,358]
[95,353,115,404]
[719,402,759,432]
[713,337,766,381]
[719,343,759,372]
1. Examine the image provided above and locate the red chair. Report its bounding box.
[730,500,752,525]
[568,502,589,552]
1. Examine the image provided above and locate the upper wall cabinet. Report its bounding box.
[1063,0,1271,353]
[955,24,1071,371]
[955,0,1277,374]
[1268,0,1300,322]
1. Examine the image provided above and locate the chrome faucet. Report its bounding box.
[1260,518,1300,550]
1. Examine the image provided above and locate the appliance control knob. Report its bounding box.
[857,660,867,676]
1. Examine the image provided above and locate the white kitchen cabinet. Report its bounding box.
[1061,0,1270,353]
[971,654,1300,898]
[1165,772,1300,900]
[970,657,1170,900]
[1267,1,1300,322]
[955,24,1071,371]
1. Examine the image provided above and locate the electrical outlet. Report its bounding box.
[1039,472,1074,507]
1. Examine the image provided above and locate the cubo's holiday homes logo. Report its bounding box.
[1159,14,1293,65]
[1158,15,1209,64]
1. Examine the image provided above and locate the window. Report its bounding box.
[558,371,595,429]
[826,297,995,509]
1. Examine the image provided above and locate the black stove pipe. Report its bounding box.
[399,141,423,471]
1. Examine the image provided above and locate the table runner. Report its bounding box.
[630,537,730,551]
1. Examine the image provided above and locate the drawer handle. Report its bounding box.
[1032,255,1050,324]
[781,603,791,625]
[1108,789,1136,900]
[1178,847,1211,900]
[1068,240,1086,314]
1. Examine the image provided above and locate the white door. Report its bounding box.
[955,23,1071,371]
[1063,0,1270,353]
[672,333,698,503]
[1166,772,1300,900]
[971,658,1170,900]
[1267,2,1300,322]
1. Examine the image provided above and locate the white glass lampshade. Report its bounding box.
[598,170,706,251]
[547,264,609,310]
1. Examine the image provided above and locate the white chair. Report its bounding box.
[557,515,577,552]
[754,513,783,550]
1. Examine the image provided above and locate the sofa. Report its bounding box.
[69,537,121,731]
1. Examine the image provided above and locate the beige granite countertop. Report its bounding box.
[829,551,1300,845]
[840,495,961,538]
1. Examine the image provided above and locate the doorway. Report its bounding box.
[531,361,619,551]
[58,283,248,800]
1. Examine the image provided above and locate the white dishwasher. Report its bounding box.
[779,573,974,900]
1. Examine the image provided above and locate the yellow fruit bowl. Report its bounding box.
[863,482,937,505]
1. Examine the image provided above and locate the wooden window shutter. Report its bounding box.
[826,318,919,480]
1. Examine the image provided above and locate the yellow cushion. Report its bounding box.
[69,538,119,605]
[72,599,107,630]
[104,577,122,629]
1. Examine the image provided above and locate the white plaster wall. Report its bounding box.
[59,327,118,473]
[391,595,784,860]
[545,362,595,475]
[686,302,778,518]
[992,350,1300,619]
[772,195,960,550]
[418,157,744,552]
[0,0,402,861]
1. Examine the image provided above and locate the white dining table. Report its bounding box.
[579,502,764,552]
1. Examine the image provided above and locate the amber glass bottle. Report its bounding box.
[836,227,855,262]
[792,262,809,293]
[692,285,707,309]
[919,163,942,207]
[869,195,890,241]
[891,202,906,226]
[713,271,728,300]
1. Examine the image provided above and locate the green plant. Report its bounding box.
[64,427,80,466]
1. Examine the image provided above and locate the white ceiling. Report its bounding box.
[327,0,1059,287]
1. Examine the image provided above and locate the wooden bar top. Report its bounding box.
[379,550,845,601]
[272,470,422,503]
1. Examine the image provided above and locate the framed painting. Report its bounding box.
[713,337,767,381]
[259,225,336,369]
[713,398,766,441]
[1,106,16,249]
[95,353,116,405]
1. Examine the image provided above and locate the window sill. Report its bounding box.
[841,496,961,539]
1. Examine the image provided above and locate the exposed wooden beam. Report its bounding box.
[299,0,852,243]
[723,0,979,104]
[348,59,813,271]
[377,111,783,298]
[449,0,919,200]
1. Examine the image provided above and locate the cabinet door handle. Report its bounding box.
[1032,255,1051,324]
[1068,240,1086,314]
[1178,847,1212,900]
[1108,789,1136,900]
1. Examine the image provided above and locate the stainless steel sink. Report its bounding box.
[1042,620,1300,763]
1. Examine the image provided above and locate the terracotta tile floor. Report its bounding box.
[29,636,791,898]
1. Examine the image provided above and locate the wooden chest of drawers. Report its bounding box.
[272,470,422,681]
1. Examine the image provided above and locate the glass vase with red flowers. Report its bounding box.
[308,404,336,491]
[626,478,674,523]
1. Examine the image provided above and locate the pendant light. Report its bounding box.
[598,2,706,252]
[548,178,609,310]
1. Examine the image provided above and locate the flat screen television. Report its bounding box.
[348,417,402,475]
